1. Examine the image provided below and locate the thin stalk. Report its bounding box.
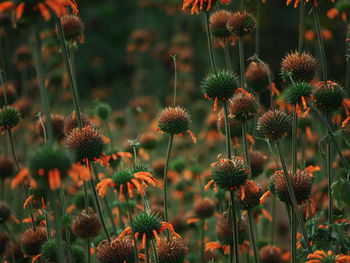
[200,219,205,263]
[238,38,245,88]
[37,113,47,144]
[125,194,139,263]
[0,69,7,105]
[205,12,217,74]
[275,141,312,253]
[89,164,111,243]
[270,197,276,244]
[291,210,297,263]
[150,240,159,263]
[291,106,298,263]
[59,189,74,263]
[145,240,150,263]
[163,135,174,228]
[326,113,332,224]
[172,55,177,106]
[298,0,305,54]
[230,190,240,263]
[104,120,114,149]
[223,102,232,158]
[346,22,350,96]
[86,240,91,263]
[255,0,260,56]
[224,43,232,71]
[247,210,259,263]
[83,180,89,213]
[49,191,64,263]
[0,179,4,201]
[29,27,53,143]
[312,6,327,82]
[242,120,251,177]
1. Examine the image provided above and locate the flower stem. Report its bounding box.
[230,190,240,263]
[163,134,174,230]
[224,43,232,72]
[255,0,261,56]
[346,22,350,96]
[89,164,111,243]
[298,0,305,55]
[291,106,298,262]
[200,219,205,263]
[291,209,297,263]
[270,197,276,244]
[171,55,177,107]
[247,210,260,263]
[238,38,245,88]
[242,120,251,177]
[125,193,140,263]
[205,12,217,74]
[326,113,332,224]
[86,240,91,263]
[104,120,114,149]
[145,240,150,263]
[223,102,232,158]
[49,191,64,262]
[275,141,312,253]
[312,6,327,82]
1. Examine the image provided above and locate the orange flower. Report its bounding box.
[182,0,230,15]
[69,162,91,184]
[286,0,334,8]
[11,168,38,189]
[306,250,350,263]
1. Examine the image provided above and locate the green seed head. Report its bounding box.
[133,212,162,240]
[41,240,67,263]
[94,102,112,120]
[0,106,21,131]
[112,169,134,187]
[312,81,345,112]
[283,82,313,105]
[257,110,292,141]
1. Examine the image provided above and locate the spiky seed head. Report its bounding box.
[21,227,47,256]
[226,10,257,37]
[66,126,106,162]
[229,93,259,121]
[60,14,84,42]
[71,245,86,263]
[157,237,187,263]
[216,213,248,245]
[73,191,94,210]
[64,111,91,135]
[133,212,162,240]
[259,245,282,263]
[201,71,239,102]
[239,180,262,210]
[139,132,158,150]
[211,156,249,191]
[158,107,191,135]
[281,52,316,82]
[312,81,345,112]
[0,155,15,179]
[0,106,21,131]
[217,111,242,138]
[29,144,71,185]
[271,169,312,205]
[112,169,134,187]
[41,240,67,263]
[96,237,135,263]
[248,151,267,178]
[94,102,112,120]
[37,114,65,141]
[210,10,233,38]
[72,213,101,239]
[3,243,26,262]
[0,201,11,224]
[284,82,313,105]
[62,213,73,229]
[0,231,9,255]
[194,198,215,219]
[245,61,270,93]
[257,110,292,141]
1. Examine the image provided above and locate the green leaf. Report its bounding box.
[318,134,330,160]
[340,180,350,205]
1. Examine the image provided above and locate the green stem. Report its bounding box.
[275,141,312,253]
[230,190,240,263]
[291,208,297,263]
[205,12,217,74]
[223,102,232,158]
[125,194,139,263]
[312,6,327,82]
[270,197,276,244]
[238,38,245,88]
[86,240,91,263]
[104,120,114,149]
[298,0,305,54]
[163,135,174,228]
[255,0,260,56]
[346,22,350,96]
[172,55,177,107]
[150,240,159,263]
[326,113,332,224]
[0,68,7,105]
[89,164,111,243]
[242,120,251,177]
[145,240,150,263]
[29,26,53,144]
[83,180,89,213]
[49,191,64,262]
[291,106,298,262]
[247,210,259,263]
[201,219,205,263]
[224,43,232,72]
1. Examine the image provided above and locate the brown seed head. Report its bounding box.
[64,111,91,135]
[96,237,135,263]
[281,51,316,82]
[0,231,10,255]
[194,198,215,219]
[210,10,233,38]
[3,243,26,262]
[72,213,101,239]
[230,92,258,121]
[216,213,248,245]
[257,110,292,141]
[37,114,65,141]
[217,111,241,139]
[158,107,191,135]
[239,180,263,210]
[245,61,270,93]
[21,227,47,256]
[0,155,15,179]
[60,15,84,42]
[248,151,267,178]
[157,237,188,263]
[259,245,282,263]
[226,10,257,37]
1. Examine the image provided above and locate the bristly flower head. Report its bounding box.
[257,110,292,141]
[226,10,257,37]
[21,227,47,256]
[229,90,259,121]
[210,10,233,39]
[281,51,316,82]
[312,81,346,113]
[64,111,91,135]
[259,245,282,263]
[119,212,180,249]
[40,240,67,263]
[96,236,135,263]
[59,14,84,44]
[66,126,106,162]
[202,71,239,111]
[306,250,350,263]
[206,155,249,193]
[239,180,263,210]
[0,106,21,132]
[94,102,112,121]
[245,61,270,93]
[72,212,101,240]
[158,107,196,143]
[194,198,216,219]
[36,113,65,141]
[284,82,313,105]
[182,0,230,15]
[96,169,161,201]
[157,237,188,263]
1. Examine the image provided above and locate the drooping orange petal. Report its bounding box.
[162,221,180,237]
[119,184,124,202]
[96,178,115,198]
[213,97,218,112]
[187,130,197,144]
[0,1,14,12]
[32,254,42,263]
[187,218,200,224]
[261,209,272,222]
[240,185,245,200]
[131,179,145,196]
[118,227,132,238]
[12,168,29,189]
[260,190,272,204]
[204,179,214,191]
[48,169,61,191]
[36,3,51,20]
[127,182,134,198]
[342,116,350,128]
[23,195,34,208]
[152,230,161,244]
[15,2,25,19]
[142,233,147,249]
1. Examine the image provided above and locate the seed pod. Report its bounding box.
[64,111,91,135]
[0,106,21,131]
[216,213,248,245]
[194,198,215,219]
[239,180,262,210]
[245,61,270,93]
[72,213,102,240]
[60,14,84,42]
[226,10,257,37]
[96,237,135,263]
[284,82,313,105]
[210,10,233,38]
[259,245,282,263]
[312,81,345,112]
[133,212,162,240]
[230,92,259,121]
[157,237,188,263]
[41,240,67,263]
[36,114,65,141]
[248,151,267,178]
[257,110,292,141]
[94,102,112,121]
[21,227,47,256]
[281,51,316,82]
[158,107,191,135]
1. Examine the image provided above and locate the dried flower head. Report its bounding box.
[194,198,216,219]
[96,237,135,263]
[64,111,91,135]
[239,180,262,210]
[72,212,101,240]
[248,151,267,178]
[226,10,257,37]
[21,227,47,256]
[59,14,84,43]
[245,61,270,93]
[66,126,106,162]
[0,201,11,224]
[207,155,249,192]
[36,114,65,141]
[0,106,21,131]
[257,110,292,141]
[210,10,233,38]
[229,91,259,121]
[281,51,316,82]
[157,237,188,263]
[215,212,248,246]
[284,82,313,105]
[259,245,282,263]
[3,243,26,263]
[0,155,15,179]
[312,81,345,112]
[0,231,10,255]
[41,240,67,263]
